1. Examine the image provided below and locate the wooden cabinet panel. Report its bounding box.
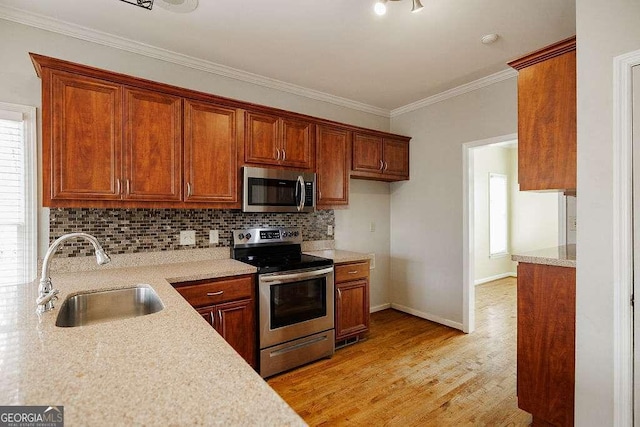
[215,299,257,368]
[123,88,182,201]
[184,100,239,203]
[383,139,409,178]
[517,263,575,427]
[174,275,253,308]
[509,37,576,191]
[316,125,350,207]
[352,133,383,173]
[245,111,279,166]
[281,118,313,169]
[50,71,122,201]
[335,280,369,341]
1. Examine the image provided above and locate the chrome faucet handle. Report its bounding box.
[36,288,59,313]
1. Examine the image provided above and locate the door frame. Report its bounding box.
[462,132,517,333]
[613,48,640,427]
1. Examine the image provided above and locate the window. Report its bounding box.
[0,103,37,285]
[489,173,508,257]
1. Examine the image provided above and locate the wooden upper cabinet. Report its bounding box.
[49,70,122,202]
[245,111,314,170]
[508,36,576,191]
[184,100,239,205]
[316,125,350,207]
[245,111,280,166]
[352,132,410,181]
[123,87,182,201]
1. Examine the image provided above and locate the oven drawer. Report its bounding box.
[260,329,334,378]
[335,261,370,283]
[175,275,253,307]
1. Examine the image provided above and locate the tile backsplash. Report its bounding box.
[49,208,335,258]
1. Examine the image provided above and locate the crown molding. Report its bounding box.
[0,5,391,118]
[390,68,518,117]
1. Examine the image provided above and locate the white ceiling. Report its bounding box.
[0,0,576,111]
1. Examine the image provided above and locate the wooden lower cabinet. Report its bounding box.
[335,260,370,342]
[175,275,257,369]
[517,262,575,427]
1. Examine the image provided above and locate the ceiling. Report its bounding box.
[0,0,576,112]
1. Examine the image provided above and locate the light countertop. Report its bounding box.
[511,244,576,268]
[0,258,305,426]
[304,249,371,264]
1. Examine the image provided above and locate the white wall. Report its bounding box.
[0,18,391,301]
[508,147,559,255]
[575,1,640,424]
[334,180,391,310]
[389,78,517,327]
[473,145,514,282]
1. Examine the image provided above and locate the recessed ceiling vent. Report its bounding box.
[155,0,198,13]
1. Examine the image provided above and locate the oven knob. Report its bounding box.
[283,232,289,237]
[294,231,299,237]
[245,233,251,240]
[238,233,245,240]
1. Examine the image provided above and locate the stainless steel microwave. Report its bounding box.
[242,166,316,213]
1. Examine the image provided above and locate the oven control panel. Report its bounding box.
[233,227,302,247]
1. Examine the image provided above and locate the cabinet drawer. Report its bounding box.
[335,261,369,283]
[174,275,253,307]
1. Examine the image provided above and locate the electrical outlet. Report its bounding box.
[369,222,376,232]
[180,230,196,245]
[327,225,334,236]
[368,253,375,269]
[209,230,219,245]
[569,216,577,232]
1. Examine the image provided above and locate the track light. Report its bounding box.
[374,0,424,16]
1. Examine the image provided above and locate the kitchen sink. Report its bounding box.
[55,285,164,327]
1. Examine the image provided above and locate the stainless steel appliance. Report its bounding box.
[242,166,316,213]
[232,227,334,378]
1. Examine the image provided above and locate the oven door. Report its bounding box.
[259,266,334,349]
[243,166,315,213]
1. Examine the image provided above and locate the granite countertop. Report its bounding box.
[0,258,305,426]
[511,244,576,268]
[304,249,371,264]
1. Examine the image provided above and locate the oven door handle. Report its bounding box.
[261,267,333,284]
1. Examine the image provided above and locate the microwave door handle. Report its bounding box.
[297,176,305,212]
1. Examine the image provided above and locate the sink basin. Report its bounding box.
[55,285,164,327]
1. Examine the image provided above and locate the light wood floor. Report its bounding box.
[268,277,532,426]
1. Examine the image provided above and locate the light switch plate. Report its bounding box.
[209,230,219,245]
[369,222,376,232]
[569,216,577,232]
[327,225,334,236]
[368,253,375,269]
[180,230,196,245]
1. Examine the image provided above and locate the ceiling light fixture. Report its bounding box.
[119,0,154,10]
[374,0,424,16]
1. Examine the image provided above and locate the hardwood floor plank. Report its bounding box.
[268,278,531,426]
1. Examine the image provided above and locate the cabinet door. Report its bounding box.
[335,280,369,341]
[245,111,279,166]
[517,263,575,426]
[50,71,122,201]
[280,118,313,169]
[123,87,182,201]
[517,50,576,190]
[316,125,350,207]
[196,306,215,327]
[215,299,257,368]
[383,138,409,179]
[352,133,383,173]
[184,100,239,204]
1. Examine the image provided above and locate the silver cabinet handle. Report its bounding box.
[384,161,388,171]
[282,149,286,161]
[348,270,358,274]
[206,291,224,297]
[187,182,192,198]
[209,311,214,326]
[116,178,121,195]
[337,288,342,300]
[276,148,281,160]
[218,309,222,324]
[379,159,384,171]
[126,179,131,195]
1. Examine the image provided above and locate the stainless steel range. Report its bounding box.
[232,227,335,378]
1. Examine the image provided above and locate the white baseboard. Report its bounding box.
[474,272,517,286]
[390,303,464,331]
[370,303,391,313]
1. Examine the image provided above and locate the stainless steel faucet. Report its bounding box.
[37,233,111,314]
